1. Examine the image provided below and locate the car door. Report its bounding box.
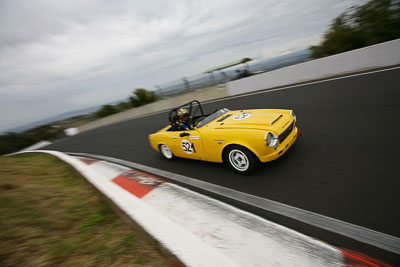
[172,129,205,160]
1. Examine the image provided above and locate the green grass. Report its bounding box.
[0,153,176,267]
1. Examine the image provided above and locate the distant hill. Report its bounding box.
[2,98,128,134]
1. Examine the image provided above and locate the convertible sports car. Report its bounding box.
[148,100,299,174]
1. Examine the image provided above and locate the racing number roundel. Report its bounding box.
[181,139,193,154]
[233,113,251,120]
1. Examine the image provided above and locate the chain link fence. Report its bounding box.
[156,49,310,98]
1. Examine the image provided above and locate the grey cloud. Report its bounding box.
[0,0,359,133]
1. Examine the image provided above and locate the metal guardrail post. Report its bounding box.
[155,85,163,98]
[182,77,191,92]
[209,72,216,86]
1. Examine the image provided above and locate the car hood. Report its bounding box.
[211,109,293,132]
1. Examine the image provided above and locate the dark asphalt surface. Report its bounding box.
[46,67,400,261]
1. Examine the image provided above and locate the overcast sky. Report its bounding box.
[0,0,360,133]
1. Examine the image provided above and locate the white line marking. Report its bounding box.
[68,152,400,255]
[75,66,399,130]
[205,65,400,104]
[38,151,240,267]
[115,66,400,121]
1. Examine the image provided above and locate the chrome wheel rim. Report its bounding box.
[228,149,249,171]
[160,144,173,159]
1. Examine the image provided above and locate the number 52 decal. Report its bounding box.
[181,139,196,154]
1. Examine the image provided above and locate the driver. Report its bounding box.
[177,108,194,130]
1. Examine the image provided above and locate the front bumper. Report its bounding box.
[259,127,298,162]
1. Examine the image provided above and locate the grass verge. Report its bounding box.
[0,153,178,267]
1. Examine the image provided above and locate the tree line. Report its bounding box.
[3,0,398,154]
[0,88,157,155]
[310,0,400,59]
[95,88,157,118]
[0,125,65,155]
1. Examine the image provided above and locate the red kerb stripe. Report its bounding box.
[112,170,164,198]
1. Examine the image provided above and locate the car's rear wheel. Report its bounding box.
[160,144,175,160]
[225,145,257,175]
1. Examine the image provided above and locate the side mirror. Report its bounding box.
[180,132,190,137]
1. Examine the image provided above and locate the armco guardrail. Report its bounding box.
[227,39,400,96]
[78,39,400,133]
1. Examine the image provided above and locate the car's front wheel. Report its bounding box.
[159,144,175,160]
[224,145,257,175]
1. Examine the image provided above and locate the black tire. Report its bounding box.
[159,144,175,160]
[224,145,257,175]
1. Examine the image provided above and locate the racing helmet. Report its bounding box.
[177,108,190,122]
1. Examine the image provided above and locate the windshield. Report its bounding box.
[197,108,230,128]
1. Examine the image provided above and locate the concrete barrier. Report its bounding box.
[227,39,400,96]
[78,39,400,133]
[78,85,229,132]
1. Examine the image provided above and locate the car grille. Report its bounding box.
[279,122,294,143]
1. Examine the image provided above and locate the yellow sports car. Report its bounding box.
[149,100,299,174]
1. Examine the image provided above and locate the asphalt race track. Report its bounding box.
[45,67,400,262]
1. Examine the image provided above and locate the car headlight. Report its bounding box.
[265,132,278,148]
[290,110,296,122]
